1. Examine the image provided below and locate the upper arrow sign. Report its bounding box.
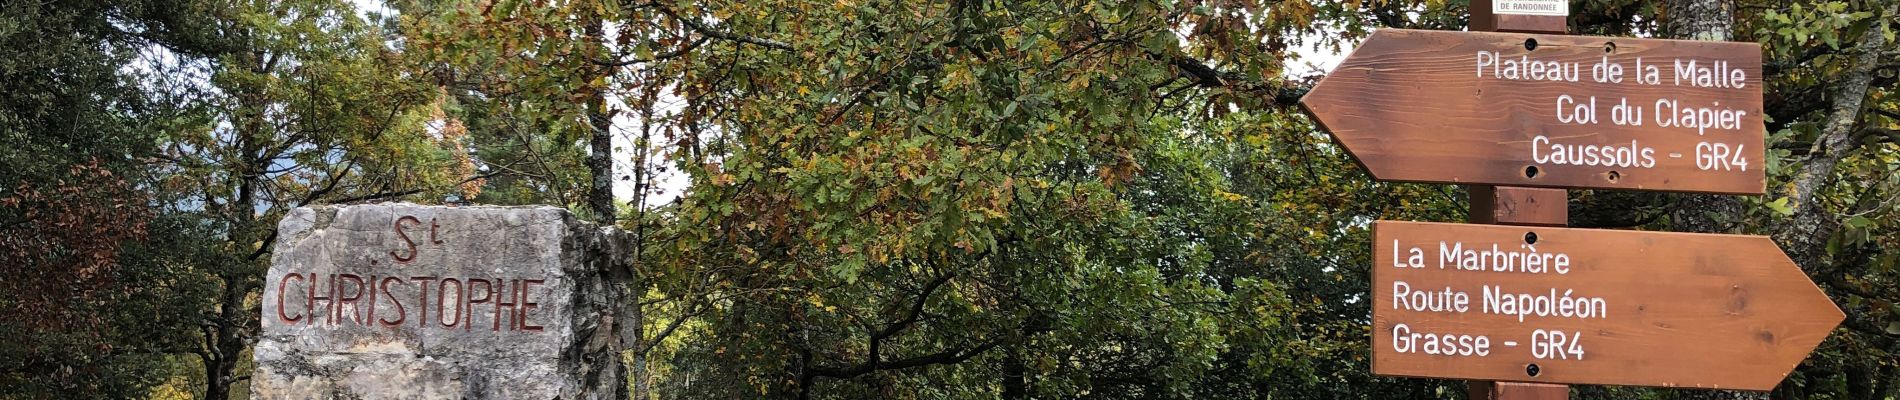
[1301,29,1765,194]
[1372,221,1843,390]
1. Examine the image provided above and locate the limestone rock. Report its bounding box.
[252,203,623,399]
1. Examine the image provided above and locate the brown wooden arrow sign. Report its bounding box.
[1372,221,1842,390]
[1302,29,1766,194]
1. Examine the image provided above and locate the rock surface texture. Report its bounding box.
[252,203,623,399]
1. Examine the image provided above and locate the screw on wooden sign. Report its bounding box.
[1371,221,1843,390]
[1299,29,1766,194]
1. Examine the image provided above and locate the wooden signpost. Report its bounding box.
[1300,29,1766,194]
[1372,221,1844,390]
[1299,4,1845,398]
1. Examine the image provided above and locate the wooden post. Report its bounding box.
[1469,381,1570,400]
[1469,1,1569,399]
[1466,186,1566,227]
[1463,185,1569,400]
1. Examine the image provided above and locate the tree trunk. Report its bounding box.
[584,16,617,225]
[1664,0,1733,41]
[206,272,252,400]
[202,47,272,400]
[1661,0,1745,236]
[629,299,649,400]
[1769,7,1892,400]
[1660,1,1759,399]
[1001,341,1026,399]
[1772,12,1889,266]
[629,95,655,400]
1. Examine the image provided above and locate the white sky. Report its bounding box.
[1289,39,1351,79]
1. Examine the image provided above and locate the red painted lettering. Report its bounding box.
[466,279,491,331]
[271,272,545,333]
[438,278,464,328]
[306,273,332,326]
[304,273,317,323]
[413,276,435,327]
[337,274,364,325]
[392,215,421,263]
[494,279,518,331]
[365,274,378,324]
[379,277,406,327]
[278,274,304,323]
[327,274,341,325]
[521,279,543,331]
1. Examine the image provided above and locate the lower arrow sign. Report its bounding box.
[1372,221,1842,390]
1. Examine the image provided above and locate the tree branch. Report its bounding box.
[652,3,791,50]
[325,171,501,204]
[1155,53,1306,107]
[873,274,953,341]
[806,337,1004,379]
[1772,7,1894,263]
[589,35,709,67]
[246,231,278,261]
[1763,45,1836,75]
[1873,108,1900,121]
[801,273,963,381]
[1857,126,1900,145]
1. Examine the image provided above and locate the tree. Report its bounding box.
[1572,1,1900,399]
[394,0,616,211]
[542,0,1465,398]
[617,0,1900,397]
[0,0,195,396]
[5,0,1895,398]
[1757,1,1900,399]
[133,1,478,397]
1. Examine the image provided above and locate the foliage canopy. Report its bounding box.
[2,0,1896,399]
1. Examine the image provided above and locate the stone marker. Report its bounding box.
[252,203,623,399]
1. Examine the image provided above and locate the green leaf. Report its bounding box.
[1766,197,1796,216]
[1847,215,1872,228]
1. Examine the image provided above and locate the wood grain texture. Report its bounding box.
[1303,30,1765,194]
[1468,186,1568,227]
[1471,381,1572,400]
[1371,221,1842,390]
[1464,8,1575,399]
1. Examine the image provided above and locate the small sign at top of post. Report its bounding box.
[1494,0,1568,17]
